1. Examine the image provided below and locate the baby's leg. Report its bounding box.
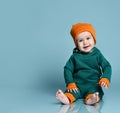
[56,89,70,104]
[85,92,100,105]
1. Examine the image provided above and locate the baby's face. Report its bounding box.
[76,31,95,53]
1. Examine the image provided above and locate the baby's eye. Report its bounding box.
[86,37,90,40]
[79,39,83,42]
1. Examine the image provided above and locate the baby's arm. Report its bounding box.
[98,51,112,89]
[64,56,78,93]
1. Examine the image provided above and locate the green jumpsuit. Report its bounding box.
[64,47,112,100]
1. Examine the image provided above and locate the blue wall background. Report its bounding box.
[0,0,119,93]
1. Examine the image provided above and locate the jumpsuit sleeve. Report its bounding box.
[64,56,75,86]
[98,52,112,82]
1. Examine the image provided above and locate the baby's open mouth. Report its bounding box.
[84,45,90,49]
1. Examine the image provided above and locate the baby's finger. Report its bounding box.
[73,88,78,93]
[101,82,105,87]
[75,88,78,93]
[102,82,108,88]
[104,84,108,89]
[72,88,76,93]
[70,89,72,92]
[105,85,108,89]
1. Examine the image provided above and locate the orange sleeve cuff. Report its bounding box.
[99,78,110,86]
[65,93,75,103]
[67,83,77,90]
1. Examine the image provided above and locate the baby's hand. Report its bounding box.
[68,88,78,93]
[67,83,78,93]
[98,81,108,88]
[98,78,110,89]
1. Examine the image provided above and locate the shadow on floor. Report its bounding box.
[39,71,65,96]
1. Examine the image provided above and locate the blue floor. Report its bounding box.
[0,84,119,113]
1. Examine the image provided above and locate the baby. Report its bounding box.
[56,23,112,105]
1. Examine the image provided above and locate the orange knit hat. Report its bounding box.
[70,23,96,45]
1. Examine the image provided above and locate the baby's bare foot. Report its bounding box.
[85,92,99,105]
[56,89,70,104]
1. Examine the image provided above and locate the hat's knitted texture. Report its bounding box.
[70,23,96,44]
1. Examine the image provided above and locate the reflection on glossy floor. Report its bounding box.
[0,86,119,113]
[56,85,120,113]
[57,100,103,113]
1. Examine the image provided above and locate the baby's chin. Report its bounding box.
[82,51,91,53]
[80,48,93,53]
